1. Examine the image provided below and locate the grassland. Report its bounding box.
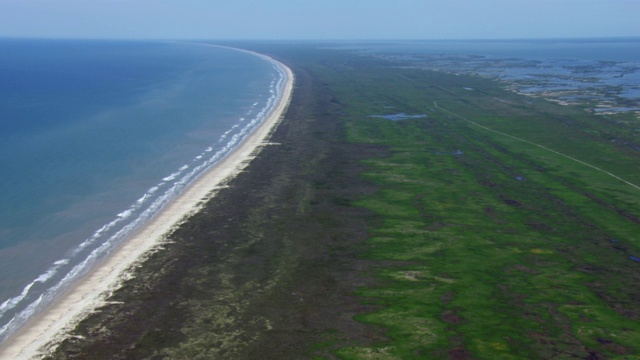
[47,44,640,359]
[324,55,640,358]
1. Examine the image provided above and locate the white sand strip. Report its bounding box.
[0,49,294,360]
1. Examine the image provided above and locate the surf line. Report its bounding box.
[434,101,640,192]
[0,47,294,360]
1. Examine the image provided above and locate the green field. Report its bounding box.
[321,56,640,358]
[47,45,640,360]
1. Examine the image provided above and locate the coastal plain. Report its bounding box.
[45,44,640,359]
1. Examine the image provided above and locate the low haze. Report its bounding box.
[0,0,638,40]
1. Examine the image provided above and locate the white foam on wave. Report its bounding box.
[0,284,36,317]
[136,194,150,205]
[72,219,120,256]
[35,264,61,284]
[117,209,134,219]
[162,163,191,182]
[70,181,165,257]
[0,258,69,318]
[218,125,240,143]
[162,174,177,182]
[0,317,15,341]
[0,294,44,340]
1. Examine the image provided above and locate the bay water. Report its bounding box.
[345,38,640,111]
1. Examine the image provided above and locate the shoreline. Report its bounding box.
[0,49,294,360]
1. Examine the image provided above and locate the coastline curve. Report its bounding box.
[0,45,294,359]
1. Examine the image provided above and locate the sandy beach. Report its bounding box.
[0,50,294,360]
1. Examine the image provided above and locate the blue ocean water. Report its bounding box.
[0,39,285,342]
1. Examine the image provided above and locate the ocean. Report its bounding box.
[0,39,284,342]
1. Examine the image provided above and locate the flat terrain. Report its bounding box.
[48,44,640,359]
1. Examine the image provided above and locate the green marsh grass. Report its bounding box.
[328,64,640,359]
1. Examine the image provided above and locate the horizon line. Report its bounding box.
[1,35,639,43]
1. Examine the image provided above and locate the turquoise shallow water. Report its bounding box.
[0,39,284,342]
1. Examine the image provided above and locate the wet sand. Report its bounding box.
[0,51,293,360]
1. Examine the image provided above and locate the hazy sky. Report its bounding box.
[0,0,638,40]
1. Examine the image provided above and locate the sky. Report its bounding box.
[0,0,638,40]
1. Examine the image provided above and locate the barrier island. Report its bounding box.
[40,43,640,359]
